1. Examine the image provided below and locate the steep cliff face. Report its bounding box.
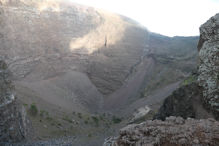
[0,60,29,143]
[198,13,219,119]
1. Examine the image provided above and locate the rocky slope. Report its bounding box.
[0,59,29,143]
[104,117,219,146]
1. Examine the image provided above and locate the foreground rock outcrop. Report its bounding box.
[0,60,29,143]
[104,117,219,146]
[198,13,219,119]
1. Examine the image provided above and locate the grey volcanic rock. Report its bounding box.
[0,60,29,143]
[153,81,214,120]
[0,60,14,106]
[154,83,198,120]
[104,117,219,146]
[198,13,219,119]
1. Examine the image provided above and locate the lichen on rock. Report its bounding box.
[104,117,219,146]
[198,13,219,119]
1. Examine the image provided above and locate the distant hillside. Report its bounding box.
[104,33,199,116]
[143,33,199,96]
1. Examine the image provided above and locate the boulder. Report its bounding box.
[198,13,219,119]
[0,59,29,143]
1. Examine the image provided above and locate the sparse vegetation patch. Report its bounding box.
[112,116,122,124]
[29,103,38,116]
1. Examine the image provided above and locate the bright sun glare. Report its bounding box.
[70,0,219,37]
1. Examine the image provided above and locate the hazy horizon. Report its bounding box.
[70,0,219,37]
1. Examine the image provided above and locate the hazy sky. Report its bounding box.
[70,0,219,37]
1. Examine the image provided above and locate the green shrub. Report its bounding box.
[62,115,73,123]
[23,103,28,107]
[39,110,49,118]
[84,120,88,124]
[77,113,82,119]
[40,110,44,117]
[181,75,197,86]
[29,103,38,116]
[140,91,145,98]
[91,116,99,126]
[99,115,104,121]
[112,116,122,124]
[46,116,53,121]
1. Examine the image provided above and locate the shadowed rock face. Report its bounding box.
[104,117,219,146]
[0,60,29,143]
[154,83,198,120]
[153,82,216,120]
[198,13,219,119]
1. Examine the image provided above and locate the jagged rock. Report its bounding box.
[104,117,219,146]
[198,13,219,119]
[153,82,214,120]
[153,83,197,120]
[0,59,29,143]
